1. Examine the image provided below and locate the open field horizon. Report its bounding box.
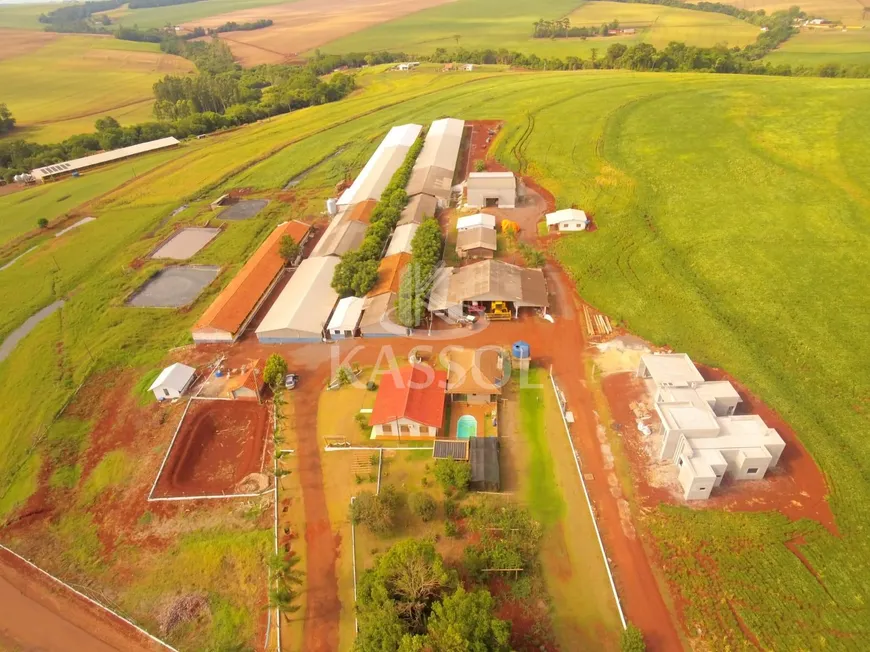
[1,60,869,649]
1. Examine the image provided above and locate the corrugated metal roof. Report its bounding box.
[255,256,339,339]
[456,226,497,252]
[311,217,367,257]
[546,209,588,226]
[433,440,470,460]
[193,221,310,338]
[327,296,365,332]
[470,438,500,490]
[406,165,454,201]
[368,253,410,297]
[428,260,548,310]
[399,194,437,226]
[467,172,516,191]
[456,213,496,231]
[385,223,418,257]
[360,291,397,331]
[31,137,180,180]
[338,124,422,206]
[414,118,464,172]
[149,362,195,392]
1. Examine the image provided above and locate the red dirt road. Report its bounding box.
[0,547,163,652]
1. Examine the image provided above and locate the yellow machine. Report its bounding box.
[487,301,512,320]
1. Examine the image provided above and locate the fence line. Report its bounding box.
[146,397,192,500]
[350,496,359,635]
[0,544,178,651]
[147,491,264,503]
[323,446,434,452]
[272,400,281,652]
[376,448,384,495]
[548,366,627,630]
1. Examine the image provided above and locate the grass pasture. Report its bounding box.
[766,28,870,66]
[0,66,868,650]
[318,0,759,57]
[719,0,870,25]
[0,3,52,30]
[95,0,293,30]
[0,35,193,143]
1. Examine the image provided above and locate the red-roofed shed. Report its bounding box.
[370,365,447,439]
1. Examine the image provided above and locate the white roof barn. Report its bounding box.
[385,223,419,256]
[149,363,196,401]
[456,213,496,231]
[327,296,365,339]
[546,209,589,231]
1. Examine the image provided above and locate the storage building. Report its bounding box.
[360,292,398,338]
[385,223,418,257]
[456,226,497,259]
[456,213,496,232]
[466,172,516,209]
[470,438,500,491]
[327,296,365,339]
[255,256,340,343]
[406,118,465,207]
[192,220,312,343]
[399,193,438,226]
[149,363,196,401]
[311,216,367,258]
[546,209,589,232]
[368,254,410,297]
[31,137,180,182]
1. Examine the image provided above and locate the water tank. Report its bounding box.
[326,198,338,217]
[512,341,530,359]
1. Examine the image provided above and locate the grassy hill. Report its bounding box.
[95,0,292,29]
[0,35,193,143]
[766,28,870,66]
[1,67,869,648]
[318,0,760,56]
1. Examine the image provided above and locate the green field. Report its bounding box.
[318,0,758,57]
[766,28,870,66]
[0,2,54,30]
[0,35,193,143]
[722,0,870,24]
[97,0,292,29]
[1,66,870,649]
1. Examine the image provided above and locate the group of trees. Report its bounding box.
[462,501,543,581]
[533,17,623,39]
[331,137,425,297]
[0,104,14,135]
[355,539,511,652]
[128,0,204,9]
[38,0,117,33]
[396,217,443,329]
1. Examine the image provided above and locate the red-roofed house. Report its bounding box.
[370,365,447,440]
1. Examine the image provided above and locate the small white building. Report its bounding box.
[638,353,786,500]
[385,223,419,257]
[466,172,516,209]
[456,212,496,232]
[327,296,365,339]
[149,363,196,401]
[545,208,589,232]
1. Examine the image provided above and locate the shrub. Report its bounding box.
[445,520,459,537]
[278,235,300,263]
[621,624,646,652]
[366,380,378,391]
[433,458,471,493]
[350,486,403,536]
[37,217,49,229]
[263,353,287,388]
[354,413,369,430]
[355,474,364,485]
[474,159,486,172]
[410,492,436,522]
[443,498,459,520]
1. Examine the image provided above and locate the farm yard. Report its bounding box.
[0,35,193,143]
[0,63,868,651]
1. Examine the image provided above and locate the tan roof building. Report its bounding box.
[360,292,399,338]
[311,217,367,258]
[445,348,507,402]
[406,165,455,204]
[344,199,377,224]
[456,226,497,259]
[368,253,410,297]
[399,193,438,226]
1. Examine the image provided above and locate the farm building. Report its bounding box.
[456,212,496,231]
[433,439,470,460]
[310,216,367,258]
[344,199,377,224]
[456,226,497,259]
[399,193,438,226]
[546,208,589,232]
[445,348,507,403]
[255,256,340,343]
[192,220,312,343]
[428,260,549,321]
[385,223,418,257]
[406,117,465,207]
[359,292,398,337]
[327,296,365,339]
[470,438,500,491]
[368,253,410,297]
[222,360,265,401]
[639,353,786,500]
[466,172,516,209]
[30,137,180,182]
[149,363,196,401]
[370,365,447,440]
[337,124,423,207]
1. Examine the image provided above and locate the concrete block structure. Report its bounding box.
[638,353,786,500]
[466,172,516,209]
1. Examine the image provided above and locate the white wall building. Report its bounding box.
[456,212,496,232]
[466,172,516,209]
[546,208,589,232]
[638,353,786,500]
[149,363,195,401]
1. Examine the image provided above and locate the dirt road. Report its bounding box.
[0,547,164,652]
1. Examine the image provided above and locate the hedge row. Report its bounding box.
[396,217,443,328]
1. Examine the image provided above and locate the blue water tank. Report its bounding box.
[215,369,223,377]
[512,341,530,359]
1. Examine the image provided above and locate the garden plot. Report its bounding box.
[150,227,220,260]
[151,399,270,499]
[127,265,219,307]
[218,199,269,221]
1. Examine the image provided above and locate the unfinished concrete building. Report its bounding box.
[638,353,786,500]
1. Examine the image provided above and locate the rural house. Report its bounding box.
[546,208,589,232]
[370,365,447,439]
[466,172,517,209]
[638,353,786,500]
[149,363,196,401]
[445,348,507,403]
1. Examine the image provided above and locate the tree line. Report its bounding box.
[396,218,443,328]
[128,0,203,9]
[331,137,425,297]
[0,41,357,182]
[533,18,623,38]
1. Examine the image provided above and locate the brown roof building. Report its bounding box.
[456,226,497,259]
[192,221,311,343]
[344,199,377,224]
[399,193,438,226]
[445,348,506,401]
[368,253,410,297]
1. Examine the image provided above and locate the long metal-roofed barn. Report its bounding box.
[406,118,464,208]
[192,220,311,343]
[255,256,340,343]
[337,124,422,208]
[30,137,180,182]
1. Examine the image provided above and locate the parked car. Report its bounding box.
[284,373,299,390]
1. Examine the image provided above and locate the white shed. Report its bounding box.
[327,296,365,339]
[456,213,496,232]
[546,209,589,232]
[466,172,516,209]
[149,363,196,401]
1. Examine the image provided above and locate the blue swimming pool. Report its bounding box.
[456,415,478,440]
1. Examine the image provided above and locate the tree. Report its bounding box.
[37,218,49,229]
[278,235,300,263]
[263,353,288,388]
[409,492,436,522]
[474,158,486,172]
[350,485,403,536]
[400,587,511,652]
[433,459,471,493]
[94,115,120,132]
[621,624,646,652]
[0,104,15,134]
[267,552,304,620]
